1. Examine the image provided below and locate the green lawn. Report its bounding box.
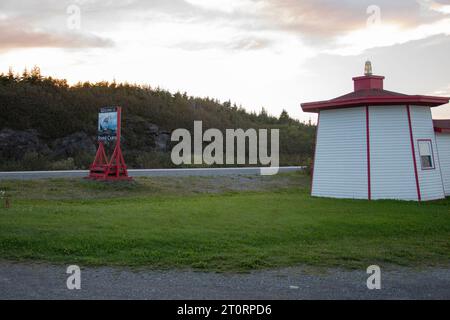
[0,173,449,271]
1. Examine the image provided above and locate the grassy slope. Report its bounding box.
[0,173,449,271]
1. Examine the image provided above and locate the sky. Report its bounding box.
[0,0,449,122]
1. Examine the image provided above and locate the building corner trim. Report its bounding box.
[406,105,422,201]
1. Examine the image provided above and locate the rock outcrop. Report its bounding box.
[51,132,96,158]
[0,128,50,160]
[144,123,171,152]
[0,124,171,164]
[154,131,171,152]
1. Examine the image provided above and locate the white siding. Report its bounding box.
[312,107,368,199]
[369,106,418,200]
[436,133,450,196]
[410,106,445,200]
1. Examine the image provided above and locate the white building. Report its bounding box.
[301,62,450,201]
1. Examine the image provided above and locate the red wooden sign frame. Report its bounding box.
[86,106,131,180]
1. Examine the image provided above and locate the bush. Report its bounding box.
[134,151,174,169]
[73,151,94,169]
[49,157,75,170]
[19,152,51,171]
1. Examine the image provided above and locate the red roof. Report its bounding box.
[434,120,450,133]
[301,74,450,113]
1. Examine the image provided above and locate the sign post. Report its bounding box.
[86,106,131,180]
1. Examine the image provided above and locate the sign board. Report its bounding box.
[98,107,119,142]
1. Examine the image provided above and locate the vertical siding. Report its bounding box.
[410,106,445,200]
[312,107,368,199]
[369,106,418,200]
[436,133,450,196]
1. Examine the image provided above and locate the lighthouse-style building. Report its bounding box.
[301,62,450,201]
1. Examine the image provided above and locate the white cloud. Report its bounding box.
[328,18,450,55]
[184,0,256,13]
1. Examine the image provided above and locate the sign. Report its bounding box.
[98,107,119,142]
[88,106,130,180]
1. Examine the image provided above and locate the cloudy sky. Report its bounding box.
[0,0,449,121]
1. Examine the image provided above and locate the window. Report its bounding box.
[417,140,434,170]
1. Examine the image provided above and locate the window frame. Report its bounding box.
[417,139,435,170]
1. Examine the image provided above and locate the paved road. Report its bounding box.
[0,167,303,180]
[0,262,449,299]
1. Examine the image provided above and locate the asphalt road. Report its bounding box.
[0,166,303,180]
[1,262,449,299]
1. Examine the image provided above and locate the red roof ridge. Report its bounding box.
[302,94,449,112]
[331,88,408,101]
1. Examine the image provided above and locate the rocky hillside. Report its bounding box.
[0,67,316,170]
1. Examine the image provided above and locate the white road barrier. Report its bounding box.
[0,166,304,180]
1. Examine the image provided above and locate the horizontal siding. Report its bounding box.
[369,106,418,200]
[436,133,450,196]
[312,107,368,199]
[410,106,445,200]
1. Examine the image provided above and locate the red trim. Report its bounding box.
[433,119,450,132]
[353,75,385,91]
[417,139,435,170]
[117,106,122,145]
[366,106,371,200]
[310,112,320,194]
[302,95,449,113]
[434,128,450,133]
[406,105,421,201]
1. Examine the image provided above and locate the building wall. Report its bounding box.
[436,133,450,196]
[410,106,445,200]
[369,105,418,200]
[312,107,368,199]
[312,105,446,201]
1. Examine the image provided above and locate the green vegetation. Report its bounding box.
[0,67,315,170]
[0,173,449,271]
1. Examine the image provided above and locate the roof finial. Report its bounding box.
[364,60,373,76]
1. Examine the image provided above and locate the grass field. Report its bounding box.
[0,173,449,271]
